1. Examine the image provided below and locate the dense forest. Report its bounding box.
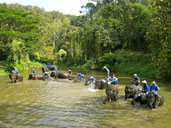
[0,0,170,81]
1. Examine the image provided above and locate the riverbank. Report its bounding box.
[0,61,42,75]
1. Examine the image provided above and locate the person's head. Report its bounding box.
[142,80,147,85]
[133,74,137,78]
[103,66,106,69]
[152,81,156,85]
[14,67,16,69]
[112,74,115,77]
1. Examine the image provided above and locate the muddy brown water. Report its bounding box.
[0,67,171,128]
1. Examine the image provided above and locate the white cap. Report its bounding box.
[142,80,147,84]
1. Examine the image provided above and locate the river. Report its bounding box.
[0,67,171,128]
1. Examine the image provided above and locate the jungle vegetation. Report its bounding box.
[0,0,170,81]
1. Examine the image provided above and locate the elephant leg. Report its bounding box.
[103,98,110,104]
[125,94,128,100]
[149,102,153,109]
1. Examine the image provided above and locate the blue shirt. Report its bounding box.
[143,83,149,93]
[12,69,18,74]
[77,73,83,78]
[43,63,47,67]
[109,77,118,85]
[104,68,109,74]
[54,67,57,72]
[32,70,36,74]
[91,78,96,82]
[150,84,160,92]
[68,70,72,74]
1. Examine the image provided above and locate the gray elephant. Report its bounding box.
[125,84,140,100]
[103,83,119,104]
[95,79,107,89]
[47,65,56,70]
[131,92,147,105]
[9,73,23,83]
[146,93,164,109]
[56,71,68,79]
[28,73,43,80]
[85,77,94,86]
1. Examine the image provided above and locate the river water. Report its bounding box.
[0,67,171,128]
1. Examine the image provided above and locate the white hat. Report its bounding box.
[142,80,147,84]
[134,74,137,77]
[152,81,156,84]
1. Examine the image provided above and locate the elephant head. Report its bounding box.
[9,73,17,83]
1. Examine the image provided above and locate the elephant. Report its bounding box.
[50,71,57,78]
[85,77,94,86]
[146,93,164,109]
[28,73,43,80]
[125,84,140,100]
[42,67,48,73]
[131,92,147,105]
[103,84,119,104]
[47,65,56,70]
[9,73,23,83]
[56,71,68,79]
[95,79,107,89]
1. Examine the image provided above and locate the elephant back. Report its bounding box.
[36,74,43,80]
[17,74,23,82]
[48,65,55,70]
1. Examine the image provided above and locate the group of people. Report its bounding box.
[12,65,160,97]
[132,73,160,96]
[103,66,160,97]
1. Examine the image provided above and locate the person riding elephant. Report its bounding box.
[9,72,23,83]
[68,70,73,80]
[132,80,149,105]
[103,81,119,104]
[103,66,110,80]
[108,74,118,86]
[73,73,85,83]
[28,69,36,80]
[44,72,50,80]
[147,81,161,109]
[131,74,140,86]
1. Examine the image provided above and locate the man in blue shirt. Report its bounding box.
[12,67,18,74]
[141,80,149,93]
[150,81,160,96]
[108,74,118,86]
[44,72,50,80]
[131,74,140,86]
[77,73,84,79]
[43,63,47,68]
[103,66,110,79]
[90,76,96,83]
[68,70,72,75]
